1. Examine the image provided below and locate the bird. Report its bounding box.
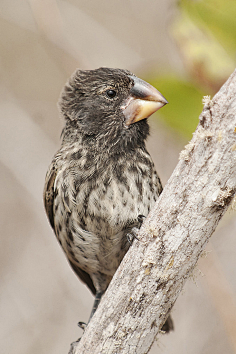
[43,67,172,331]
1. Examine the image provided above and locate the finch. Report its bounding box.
[43,67,172,330]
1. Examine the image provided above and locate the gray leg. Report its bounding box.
[88,291,104,323]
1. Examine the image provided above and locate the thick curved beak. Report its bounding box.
[121,76,168,126]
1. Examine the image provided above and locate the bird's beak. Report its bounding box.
[121,76,168,126]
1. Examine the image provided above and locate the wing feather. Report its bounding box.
[43,161,96,295]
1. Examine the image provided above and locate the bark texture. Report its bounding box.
[71,70,236,354]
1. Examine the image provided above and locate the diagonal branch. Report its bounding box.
[71,69,236,354]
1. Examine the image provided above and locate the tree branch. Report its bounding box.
[71,69,236,354]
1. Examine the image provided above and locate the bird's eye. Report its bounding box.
[106,89,117,99]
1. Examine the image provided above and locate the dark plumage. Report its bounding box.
[43,67,171,328]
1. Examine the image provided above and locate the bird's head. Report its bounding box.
[59,67,167,151]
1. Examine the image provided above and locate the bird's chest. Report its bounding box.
[78,163,155,235]
[53,151,160,275]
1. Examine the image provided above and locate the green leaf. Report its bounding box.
[149,76,205,139]
[179,0,236,57]
[171,10,235,87]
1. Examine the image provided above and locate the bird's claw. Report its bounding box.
[138,214,146,225]
[127,228,139,244]
[69,321,87,352]
[69,338,81,354]
[78,321,87,331]
[127,215,146,244]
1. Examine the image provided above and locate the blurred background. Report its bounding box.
[1,0,236,353]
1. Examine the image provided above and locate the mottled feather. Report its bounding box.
[43,67,169,326]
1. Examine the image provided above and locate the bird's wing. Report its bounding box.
[43,161,96,295]
[68,260,96,295]
[43,162,57,229]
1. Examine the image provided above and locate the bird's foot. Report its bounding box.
[69,338,81,354]
[137,214,146,225]
[78,321,87,331]
[127,215,146,244]
[68,321,87,353]
[127,227,139,244]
